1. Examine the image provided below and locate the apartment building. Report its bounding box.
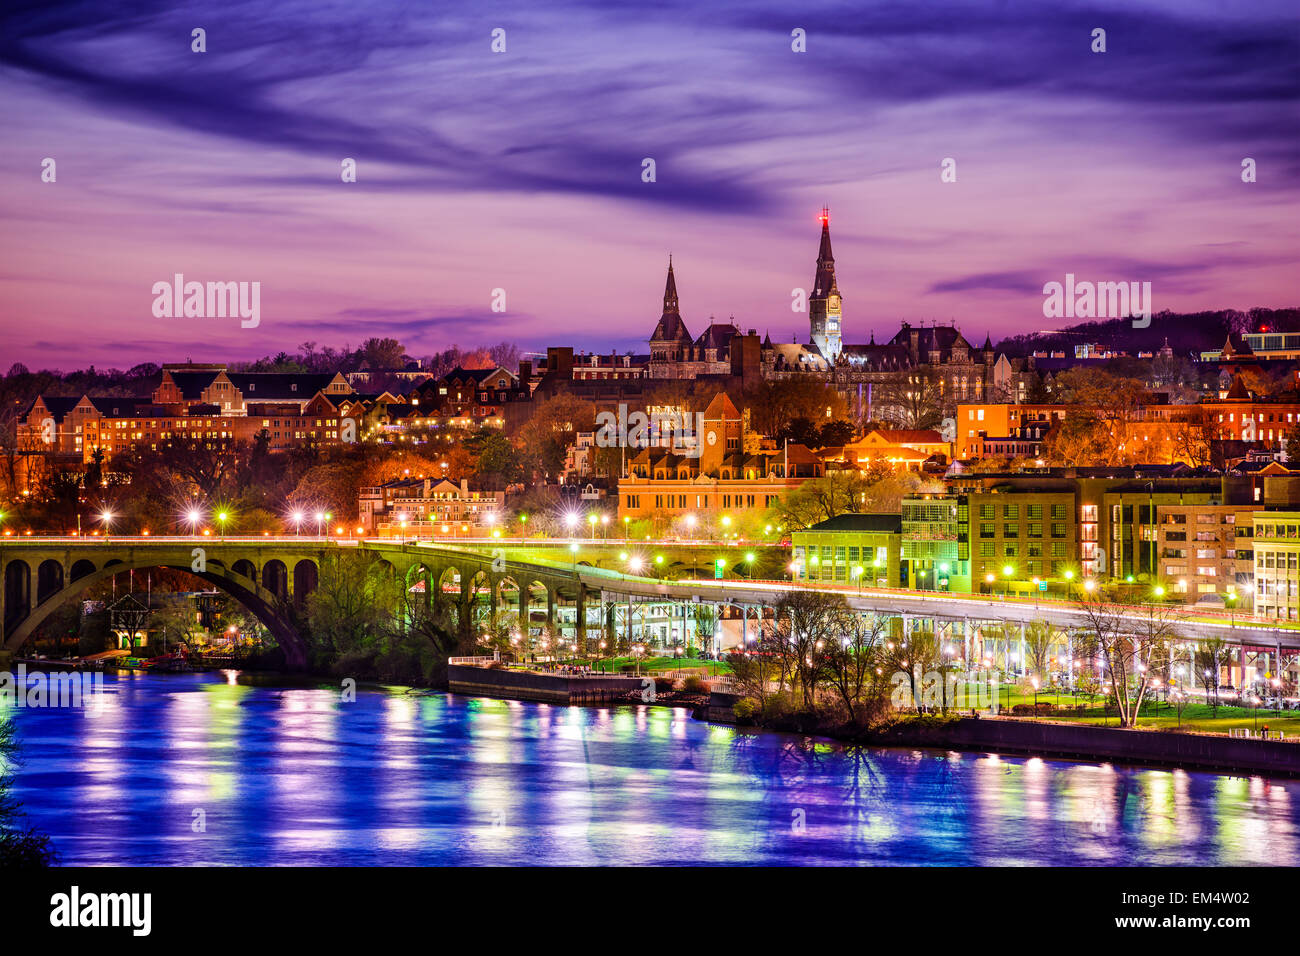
[1251,511,1300,621]
[901,494,970,592]
[791,514,903,588]
[1155,504,1254,605]
[358,477,506,536]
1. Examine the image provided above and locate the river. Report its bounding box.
[5,671,1299,865]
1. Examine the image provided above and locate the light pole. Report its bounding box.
[187,507,203,537]
[99,509,114,539]
[217,511,229,541]
[290,510,303,536]
[588,513,597,539]
[519,513,527,541]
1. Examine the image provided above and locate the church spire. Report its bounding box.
[808,207,843,361]
[663,255,679,313]
[814,207,836,296]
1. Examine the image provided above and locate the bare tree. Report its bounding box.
[770,590,851,708]
[1074,588,1180,727]
[820,613,888,725]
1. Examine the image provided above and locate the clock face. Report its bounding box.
[706,430,718,446]
[829,296,840,310]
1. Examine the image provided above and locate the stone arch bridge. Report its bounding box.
[1,538,597,669]
[4,537,1296,673]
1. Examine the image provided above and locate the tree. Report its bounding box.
[820,613,888,725]
[1173,406,1219,468]
[1194,637,1227,714]
[1022,620,1054,684]
[691,603,717,656]
[770,590,851,708]
[1074,587,1179,727]
[770,469,871,531]
[359,337,408,370]
[0,719,56,867]
[743,379,848,438]
[873,367,948,430]
[884,627,940,712]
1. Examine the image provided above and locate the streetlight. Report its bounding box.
[565,512,579,538]
[100,509,115,538]
[315,511,326,537]
[588,513,597,539]
[217,510,229,540]
[851,564,863,592]
[186,507,203,536]
[290,510,303,536]
[519,513,527,541]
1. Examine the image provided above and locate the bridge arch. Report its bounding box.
[70,559,97,582]
[262,559,288,600]
[3,556,308,668]
[36,559,64,605]
[293,559,318,606]
[232,558,257,581]
[437,566,463,604]
[4,560,31,633]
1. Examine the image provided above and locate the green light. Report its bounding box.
[745,552,755,563]
[655,555,664,564]
[715,558,726,567]
[939,562,950,573]
[1002,564,1014,577]
[1126,575,1134,583]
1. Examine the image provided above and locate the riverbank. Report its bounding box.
[702,691,1300,778]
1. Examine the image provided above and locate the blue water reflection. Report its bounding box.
[7,673,1298,865]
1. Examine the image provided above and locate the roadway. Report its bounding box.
[4,535,1298,651]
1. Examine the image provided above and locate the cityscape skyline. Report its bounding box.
[3,0,1298,369]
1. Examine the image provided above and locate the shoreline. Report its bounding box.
[44,666,1300,780]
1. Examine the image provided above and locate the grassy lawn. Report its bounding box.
[560,656,731,675]
[958,682,1300,735]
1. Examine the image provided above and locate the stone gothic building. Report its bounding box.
[645,212,1036,426]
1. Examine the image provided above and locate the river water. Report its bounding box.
[5,672,1299,865]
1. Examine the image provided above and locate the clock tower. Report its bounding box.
[808,208,843,361]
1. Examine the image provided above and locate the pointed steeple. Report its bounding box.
[650,255,691,349]
[813,207,836,297]
[808,208,843,361]
[663,255,678,313]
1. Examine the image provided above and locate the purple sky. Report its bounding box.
[2,0,1297,370]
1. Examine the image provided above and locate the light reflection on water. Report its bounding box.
[6,673,1299,866]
